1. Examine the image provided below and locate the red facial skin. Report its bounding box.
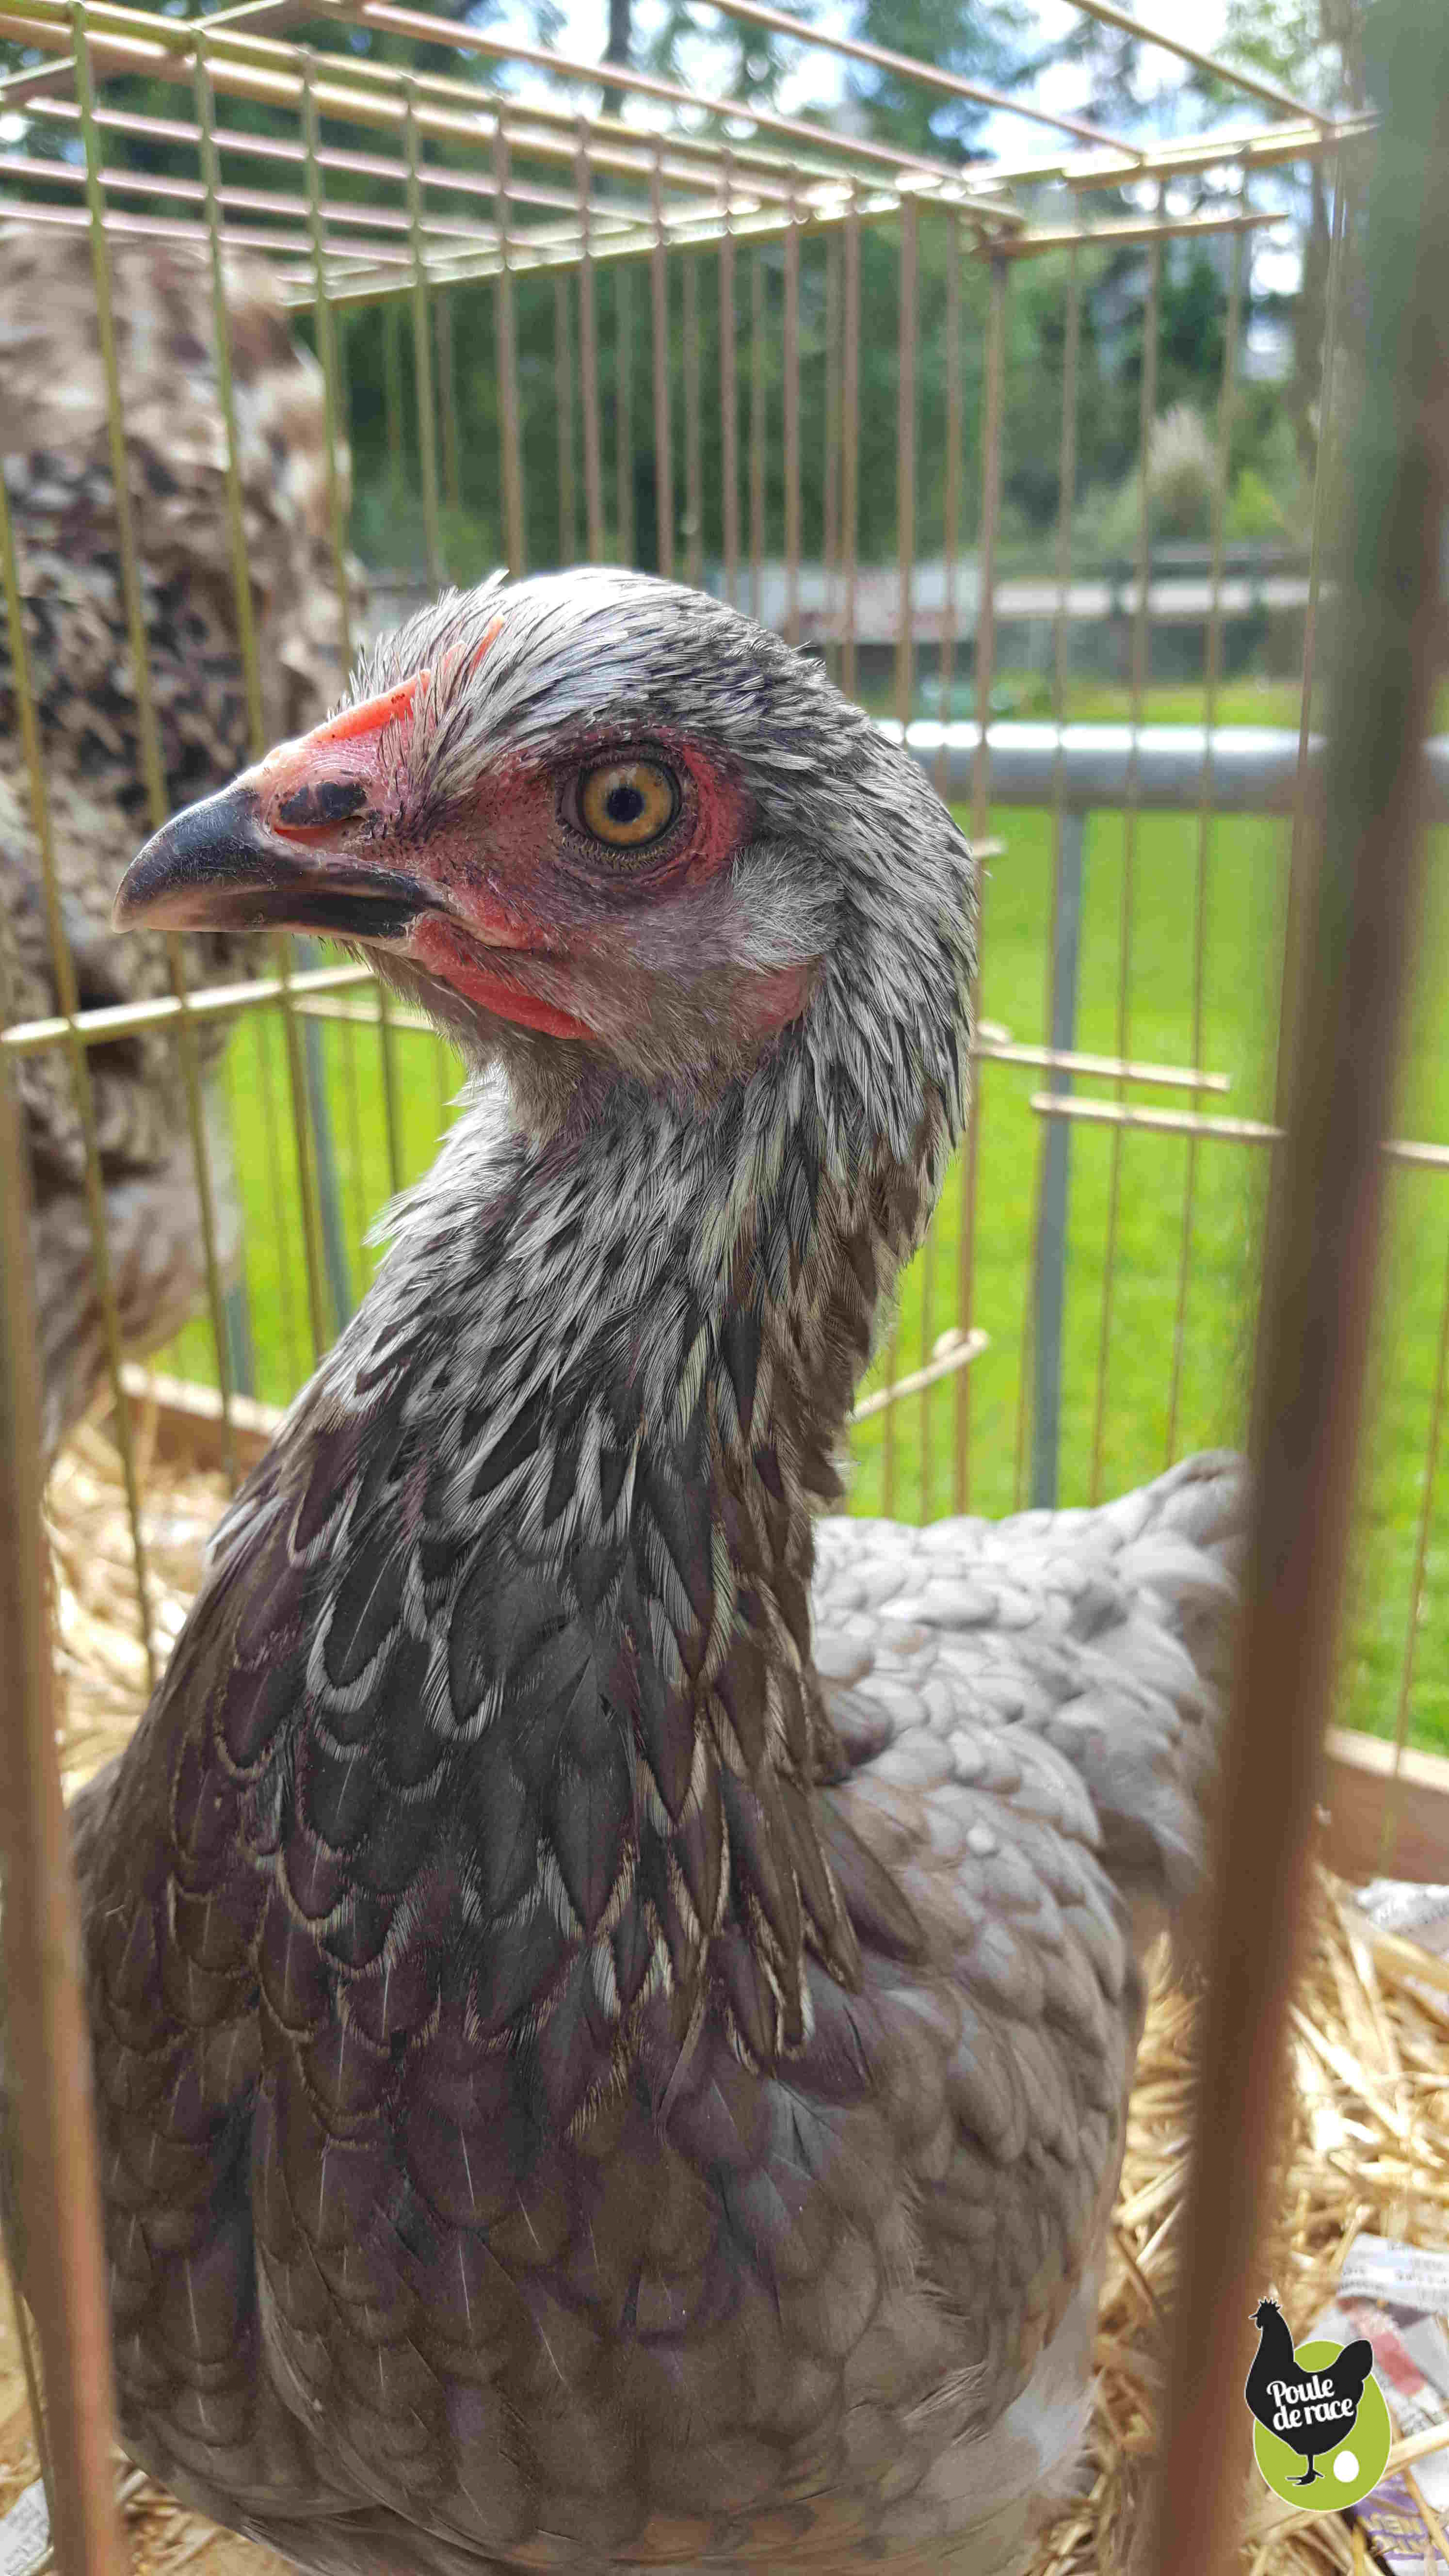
[252,664,802,1050]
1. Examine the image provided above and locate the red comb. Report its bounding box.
[308,674,431,750]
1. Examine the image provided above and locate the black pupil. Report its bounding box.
[606,781,646,825]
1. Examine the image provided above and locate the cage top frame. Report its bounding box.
[0,0,1368,307]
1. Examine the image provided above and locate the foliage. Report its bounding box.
[0,0,1331,579]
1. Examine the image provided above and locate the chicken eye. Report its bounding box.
[578,758,679,853]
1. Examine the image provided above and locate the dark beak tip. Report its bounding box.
[113,782,273,933]
[111,862,152,931]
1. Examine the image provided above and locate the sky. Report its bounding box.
[484,0,1243,138]
[479,0,1307,292]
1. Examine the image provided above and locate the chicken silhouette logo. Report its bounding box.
[1245,2300,1392,2508]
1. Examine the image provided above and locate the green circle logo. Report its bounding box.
[1248,2314,1392,2511]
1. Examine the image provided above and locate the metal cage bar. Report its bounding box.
[749,248,766,625]
[954,250,1005,1510]
[1164,217,1246,1462]
[300,53,405,1210]
[822,227,842,690]
[615,259,635,567]
[682,249,704,591]
[435,277,463,521]
[403,81,445,587]
[494,113,526,580]
[881,193,917,1518]
[719,155,740,608]
[554,274,576,563]
[72,0,248,1425]
[650,147,674,581]
[840,182,860,704]
[1090,203,1163,1503]
[0,1057,126,2576]
[1017,240,1081,1514]
[0,452,158,1682]
[1153,25,1449,2564]
[576,122,606,567]
[783,180,801,650]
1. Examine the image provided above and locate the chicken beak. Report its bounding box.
[112,676,434,943]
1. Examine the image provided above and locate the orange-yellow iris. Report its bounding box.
[578,758,679,851]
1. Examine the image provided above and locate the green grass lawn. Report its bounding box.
[160,772,1449,1757]
[874,671,1449,732]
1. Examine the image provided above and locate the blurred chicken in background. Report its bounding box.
[0,227,358,1461]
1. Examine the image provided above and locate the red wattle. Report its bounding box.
[412,918,593,1043]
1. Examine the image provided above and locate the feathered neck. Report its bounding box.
[226,1037,957,2103]
[329,1043,946,1528]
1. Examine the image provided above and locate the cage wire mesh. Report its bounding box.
[0,0,1446,2570]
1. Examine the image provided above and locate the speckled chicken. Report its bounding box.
[81,570,1243,2574]
[0,227,354,1457]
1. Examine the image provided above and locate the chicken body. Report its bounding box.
[0,228,353,1457]
[69,570,1244,2574]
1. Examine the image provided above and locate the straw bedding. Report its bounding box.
[1,1407,1444,2576]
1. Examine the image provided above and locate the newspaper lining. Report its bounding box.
[0,2480,48,2576]
[1319,1881,1449,2572]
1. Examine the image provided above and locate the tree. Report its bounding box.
[1202,2,1368,478]
[846,0,1035,163]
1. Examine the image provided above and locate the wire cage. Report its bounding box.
[0,1,1446,2570]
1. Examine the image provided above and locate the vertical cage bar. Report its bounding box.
[841,183,861,702]
[894,198,918,747]
[249,1016,302,1392]
[72,2,246,1422]
[301,992,353,1337]
[934,210,962,805]
[301,65,353,688]
[1152,33,1449,2564]
[403,82,444,588]
[783,181,801,649]
[0,1059,127,2576]
[494,114,527,579]
[1275,164,1350,1129]
[302,55,403,1209]
[822,228,842,687]
[194,39,275,1419]
[616,260,636,567]
[683,250,704,591]
[576,124,606,565]
[1090,212,1163,1504]
[435,287,462,520]
[341,1000,368,1288]
[383,302,406,519]
[719,155,740,609]
[882,192,917,1520]
[954,251,1006,1512]
[1381,1209,1449,1864]
[922,207,962,1522]
[650,148,674,582]
[749,248,766,626]
[1020,243,1082,1513]
[555,273,577,563]
[0,454,157,1684]
[1165,220,1245,1461]
[194,44,263,757]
